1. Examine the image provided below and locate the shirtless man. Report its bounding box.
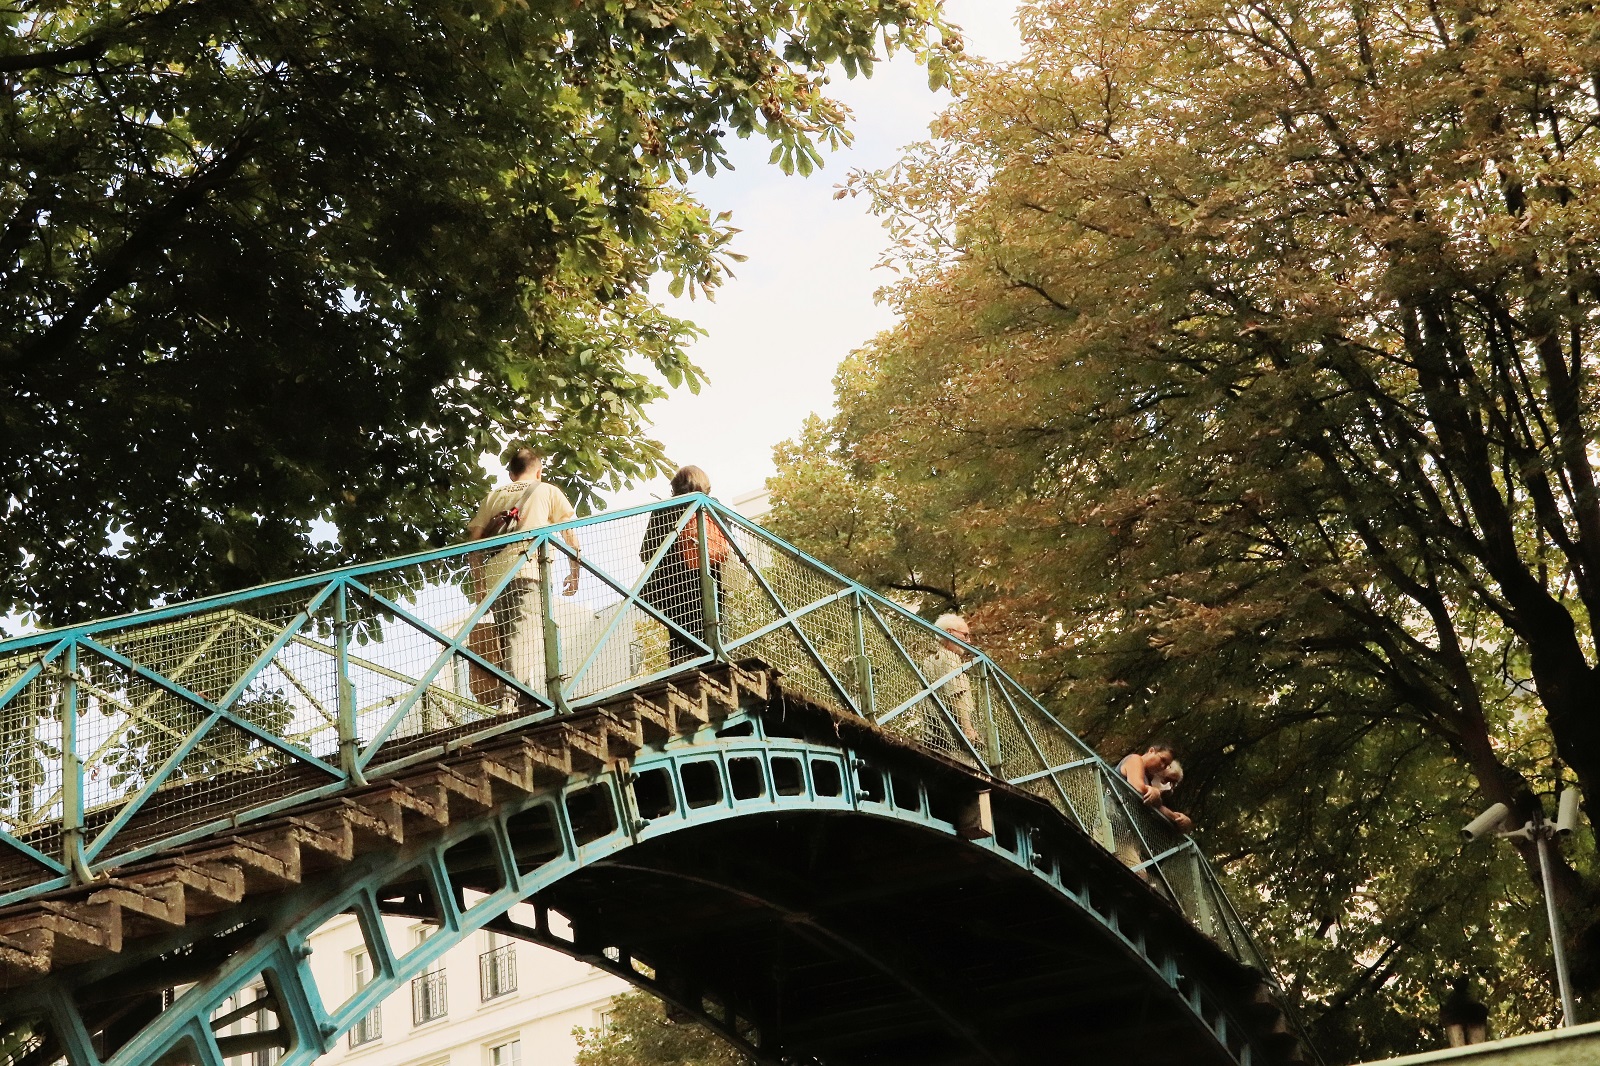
[1117,743,1193,832]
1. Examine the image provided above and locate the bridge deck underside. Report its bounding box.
[534,814,1234,1066]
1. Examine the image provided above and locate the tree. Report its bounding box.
[574,991,751,1066]
[0,0,949,629]
[767,0,1600,1056]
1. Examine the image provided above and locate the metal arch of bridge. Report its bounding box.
[0,495,1313,1062]
[0,678,1282,1066]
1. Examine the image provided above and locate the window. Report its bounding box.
[231,986,281,1066]
[488,1038,521,1066]
[348,950,381,1047]
[479,934,517,1001]
[412,969,448,1025]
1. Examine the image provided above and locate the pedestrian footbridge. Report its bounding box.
[0,497,1315,1066]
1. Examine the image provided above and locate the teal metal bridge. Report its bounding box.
[0,497,1314,1066]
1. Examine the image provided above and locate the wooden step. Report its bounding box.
[624,694,674,747]
[0,901,121,967]
[408,762,494,816]
[0,665,783,988]
[87,880,185,937]
[663,684,710,733]
[301,799,405,852]
[189,836,302,893]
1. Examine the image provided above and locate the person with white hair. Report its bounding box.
[923,612,983,755]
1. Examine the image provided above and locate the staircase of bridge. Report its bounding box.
[0,497,1315,1066]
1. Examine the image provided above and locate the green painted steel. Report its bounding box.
[0,710,1265,1066]
[0,497,1285,1000]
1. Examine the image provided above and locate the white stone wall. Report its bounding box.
[220,915,628,1066]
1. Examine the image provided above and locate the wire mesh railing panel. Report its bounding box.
[1058,764,1111,845]
[340,591,492,754]
[0,669,64,879]
[75,657,211,811]
[1102,785,1148,871]
[872,610,974,760]
[1008,691,1093,771]
[101,597,294,712]
[743,624,849,716]
[0,495,1281,987]
[107,718,323,861]
[878,610,951,694]
[720,548,786,645]
[1124,790,1188,858]
[567,601,673,702]
[1014,775,1066,812]
[857,610,921,715]
[987,686,1040,780]
[718,516,791,604]
[923,689,978,765]
[787,596,856,691]
[1156,847,1207,930]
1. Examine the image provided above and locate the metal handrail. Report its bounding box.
[0,495,1280,991]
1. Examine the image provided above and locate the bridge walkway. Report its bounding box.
[0,497,1316,1066]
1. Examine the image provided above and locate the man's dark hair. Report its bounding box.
[1146,740,1175,755]
[507,445,542,478]
[671,464,711,496]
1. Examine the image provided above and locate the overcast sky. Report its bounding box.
[605,2,1023,508]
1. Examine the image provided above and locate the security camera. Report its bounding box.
[1462,802,1512,841]
[1555,789,1582,837]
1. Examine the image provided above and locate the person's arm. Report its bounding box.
[1160,807,1193,831]
[548,487,581,596]
[562,527,581,595]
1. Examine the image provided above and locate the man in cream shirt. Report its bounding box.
[466,446,582,708]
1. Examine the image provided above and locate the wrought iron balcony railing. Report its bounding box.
[479,944,516,1001]
[411,969,447,1026]
[346,1009,380,1049]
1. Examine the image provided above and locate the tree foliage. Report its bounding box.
[574,991,751,1066]
[1,0,947,628]
[768,0,1600,1056]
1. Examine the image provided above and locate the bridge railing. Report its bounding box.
[0,495,1270,975]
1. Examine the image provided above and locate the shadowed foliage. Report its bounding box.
[0,0,950,629]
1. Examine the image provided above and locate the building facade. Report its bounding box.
[216,916,627,1066]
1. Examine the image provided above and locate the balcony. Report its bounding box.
[480,944,517,1001]
[411,970,447,1026]
[347,1009,381,1048]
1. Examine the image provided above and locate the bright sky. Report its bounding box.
[606,2,1024,509]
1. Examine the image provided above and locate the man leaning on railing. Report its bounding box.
[465,445,582,710]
